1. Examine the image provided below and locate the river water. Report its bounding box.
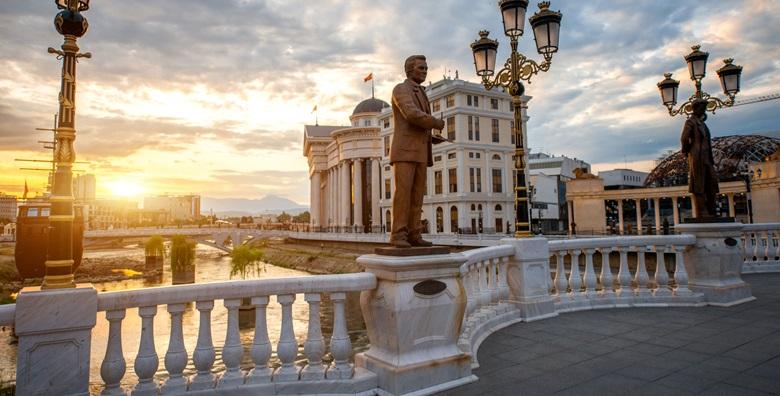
[0,245,367,392]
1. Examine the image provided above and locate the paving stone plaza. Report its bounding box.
[442,273,780,396]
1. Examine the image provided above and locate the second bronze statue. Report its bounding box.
[388,55,446,248]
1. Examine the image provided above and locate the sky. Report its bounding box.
[1,0,779,204]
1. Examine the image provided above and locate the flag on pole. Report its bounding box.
[23,179,28,200]
[364,72,373,82]
[311,104,317,113]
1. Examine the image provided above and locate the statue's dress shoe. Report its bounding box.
[390,238,412,248]
[409,237,433,247]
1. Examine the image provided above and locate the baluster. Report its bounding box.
[133,306,159,395]
[774,231,780,260]
[100,309,126,396]
[274,294,299,381]
[218,299,244,387]
[190,300,216,390]
[462,264,476,319]
[489,258,500,304]
[616,247,632,297]
[568,250,582,299]
[327,292,354,379]
[598,248,614,297]
[752,232,759,261]
[634,246,651,297]
[499,257,511,301]
[672,245,692,296]
[762,231,770,261]
[741,233,749,262]
[653,246,671,296]
[553,251,568,301]
[301,293,326,380]
[477,261,490,310]
[161,303,188,393]
[246,296,272,384]
[582,248,597,298]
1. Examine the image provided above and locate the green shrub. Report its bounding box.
[230,245,264,279]
[170,235,196,273]
[144,235,165,257]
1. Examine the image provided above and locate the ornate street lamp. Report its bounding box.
[43,0,91,289]
[657,45,742,116]
[470,0,562,238]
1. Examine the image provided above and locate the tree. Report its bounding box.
[229,245,264,279]
[144,235,165,258]
[277,211,292,223]
[293,211,310,223]
[170,235,196,273]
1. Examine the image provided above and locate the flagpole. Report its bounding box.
[372,78,375,99]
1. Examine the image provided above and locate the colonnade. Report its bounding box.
[310,158,382,232]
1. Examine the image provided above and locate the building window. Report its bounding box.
[475,152,481,159]
[474,116,480,141]
[467,95,472,106]
[363,119,372,126]
[469,168,482,193]
[450,206,459,233]
[468,116,474,140]
[384,136,390,157]
[432,99,440,113]
[446,116,456,141]
[469,152,474,159]
[434,171,443,195]
[385,210,391,232]
[492,169,503,193]
[434,155,442,162]
[385,179,391,199]
[490,98,499,110]
[495,218,503,233]
[448,152,456,160]
[495,204,502,211]
[383,118,390,128]
[436,207,444,233]
[491,119,500,143]
[467,95,479,107]
[448,168,458,193]
[446,95,455,108]
[492,154,501,161]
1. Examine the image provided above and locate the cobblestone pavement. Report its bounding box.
[440,273,780,396]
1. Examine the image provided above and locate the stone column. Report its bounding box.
[15,284,98,395]
[567,201,574,233]
[635,199,643,235]
[457,148,465,196]
[677,223,755,306]
[654,197,661,233]
[341,161,351,228]
[672,196,680,226]
[356,253,474,395]
[335,165,341,229]
[328,169,334,230]
[310,171,321,229]
[727,193,736,217]
[371,158,381,233]
[617,200,625,235]
[354,159,364,230]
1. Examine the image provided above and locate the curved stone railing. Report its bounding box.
[741,223,780,273]
[95,273,376,395]
[548,235,702,311]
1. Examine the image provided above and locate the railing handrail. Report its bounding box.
[0,304,14,326]
[96,273,376,312]
[461,244,515,266]
[741,223,780,232]
[549,234,695,251]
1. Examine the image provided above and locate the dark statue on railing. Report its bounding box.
[681,99,719,218]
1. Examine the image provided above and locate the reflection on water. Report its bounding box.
[0,245,367,393]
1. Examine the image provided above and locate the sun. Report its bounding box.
[107,180,145,198]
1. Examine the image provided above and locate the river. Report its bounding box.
[0,244,367,392]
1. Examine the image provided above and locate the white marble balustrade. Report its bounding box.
[548,235,704,311]
[741,223,780,273]
[94,273,376,395]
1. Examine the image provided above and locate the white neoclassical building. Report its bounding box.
[303,77,528,234]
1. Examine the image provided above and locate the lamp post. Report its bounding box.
[657,45,743,117]
[470,0,562,238]
[43,0,91,289]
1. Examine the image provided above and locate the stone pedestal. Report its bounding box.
[676,223,755,306]
[355,253,475,395]
[501,238,558,321]
[15,284,97,396]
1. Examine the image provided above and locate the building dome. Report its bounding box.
[352,98,389,115]
[645,134,780,187]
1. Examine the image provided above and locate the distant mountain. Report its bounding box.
[201,195,308,216]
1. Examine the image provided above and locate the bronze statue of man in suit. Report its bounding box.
[681,99,719,218]
[389,55,445,247]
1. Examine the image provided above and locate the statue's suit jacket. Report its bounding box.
[681,116,719,195]
[390,79,439,167]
